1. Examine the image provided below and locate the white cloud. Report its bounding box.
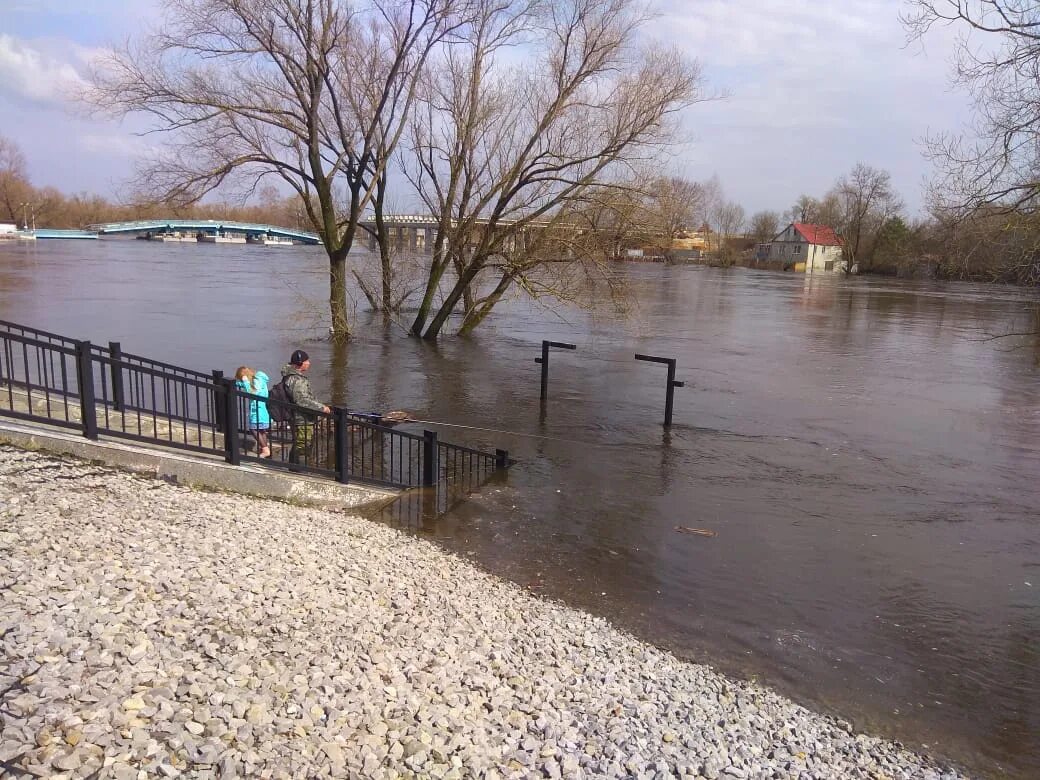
[638,0,973,213]
[0,34,89,108]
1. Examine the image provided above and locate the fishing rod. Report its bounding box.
[350,409,676,448]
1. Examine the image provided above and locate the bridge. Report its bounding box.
[356,213,552,253]
[87,214,553,251]
[87,219,321,245]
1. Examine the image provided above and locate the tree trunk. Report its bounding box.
[373,177,393,317]
[329,250,350,340]
[457,272,513,336]
[380,242,394,316]
[421,258,484,340]
[410,230,451,336]
[454,256,476,318]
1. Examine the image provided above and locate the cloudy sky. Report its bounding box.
[0,0,970,216]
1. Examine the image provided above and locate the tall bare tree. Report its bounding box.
[405,0,704,339]
[904,1,1040,214]
[0,135,31,225]
[831,163,903,272]
[644,176,704,259]
[90,0,465,339]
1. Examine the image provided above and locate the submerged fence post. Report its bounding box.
[634,353,685,427]
[75,340,98,440]
[221,378,240,465]
[535,340,577,400]
[422,429,439,486]
[212,369,225,433]
[108,341,125,412]
[333,406,350,484]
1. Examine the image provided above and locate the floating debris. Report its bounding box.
[673,526,717,538]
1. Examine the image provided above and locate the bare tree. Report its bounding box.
[90,0,466,340]
[830,163,903,273]
[784,193,841,226]
[749,210,780,243]
[643,175,704,260]
[709,200,744,263]
[904,1,1040,214]
[406,0,705,339]
[785,194,817,224]
[0,135,31,225]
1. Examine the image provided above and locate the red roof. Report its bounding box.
[792,222,842,246]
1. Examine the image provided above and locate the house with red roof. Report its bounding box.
[757,222,845,273]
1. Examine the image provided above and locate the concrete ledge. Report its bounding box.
[0,418,399,513]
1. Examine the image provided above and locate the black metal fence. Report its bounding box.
[0,320,509,491]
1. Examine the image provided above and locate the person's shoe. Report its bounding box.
[260,447,271,458]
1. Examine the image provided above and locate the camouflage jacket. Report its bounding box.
[280,364,325,422]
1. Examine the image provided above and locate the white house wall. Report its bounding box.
[805,244,844,273]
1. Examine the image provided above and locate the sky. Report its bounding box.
[0,0,971,217]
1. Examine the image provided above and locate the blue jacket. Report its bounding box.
[236,371,271,428]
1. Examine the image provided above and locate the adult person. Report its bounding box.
[280,349,330,468]
[234,366,271,458]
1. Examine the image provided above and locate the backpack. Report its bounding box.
[266,378,292,423]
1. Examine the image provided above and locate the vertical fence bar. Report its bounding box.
[109,341,125,411]
[222,378,240,465]
[665,359,677,427]
[495,448,509,470]
[333,407,350,483]
[537,341,549,400]
[75,340,98,440]
[212,369,225,433]
[422,429,439,486]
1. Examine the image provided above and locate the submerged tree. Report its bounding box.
[90,0,466,340]
[405,0,705,339]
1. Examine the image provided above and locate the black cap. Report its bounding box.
[290,349,309,365]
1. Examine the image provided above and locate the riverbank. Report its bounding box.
[0,445,969,779]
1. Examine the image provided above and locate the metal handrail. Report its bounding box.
[0,321,510,490]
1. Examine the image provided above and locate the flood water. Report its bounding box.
[2,240,1039,777]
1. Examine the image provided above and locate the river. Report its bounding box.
[1,239,1038,777]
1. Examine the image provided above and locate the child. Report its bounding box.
[234,366,272,458]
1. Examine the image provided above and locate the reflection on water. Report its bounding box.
[2,240,1039,777]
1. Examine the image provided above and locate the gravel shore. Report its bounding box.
[0,445,969,779]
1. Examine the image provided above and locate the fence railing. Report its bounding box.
[0,322,509,491]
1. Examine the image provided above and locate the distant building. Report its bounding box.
[762,222,844,273]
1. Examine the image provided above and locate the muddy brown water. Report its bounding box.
[2,239,1038,777]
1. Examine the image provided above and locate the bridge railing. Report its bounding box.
[0,321,510,491]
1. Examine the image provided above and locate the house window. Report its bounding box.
[824,260,835,271]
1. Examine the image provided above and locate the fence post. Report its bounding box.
[212,369,225,433]
[221,378,240,465]
[665,359,677,427]
[634,353,685,427]
[534,340,577,401]
[495,448,509,470]
[108,341,125,412]
[75,340,98,441]
[537,341,550,400]
[422,429,439,486]
[333,406,350,484]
